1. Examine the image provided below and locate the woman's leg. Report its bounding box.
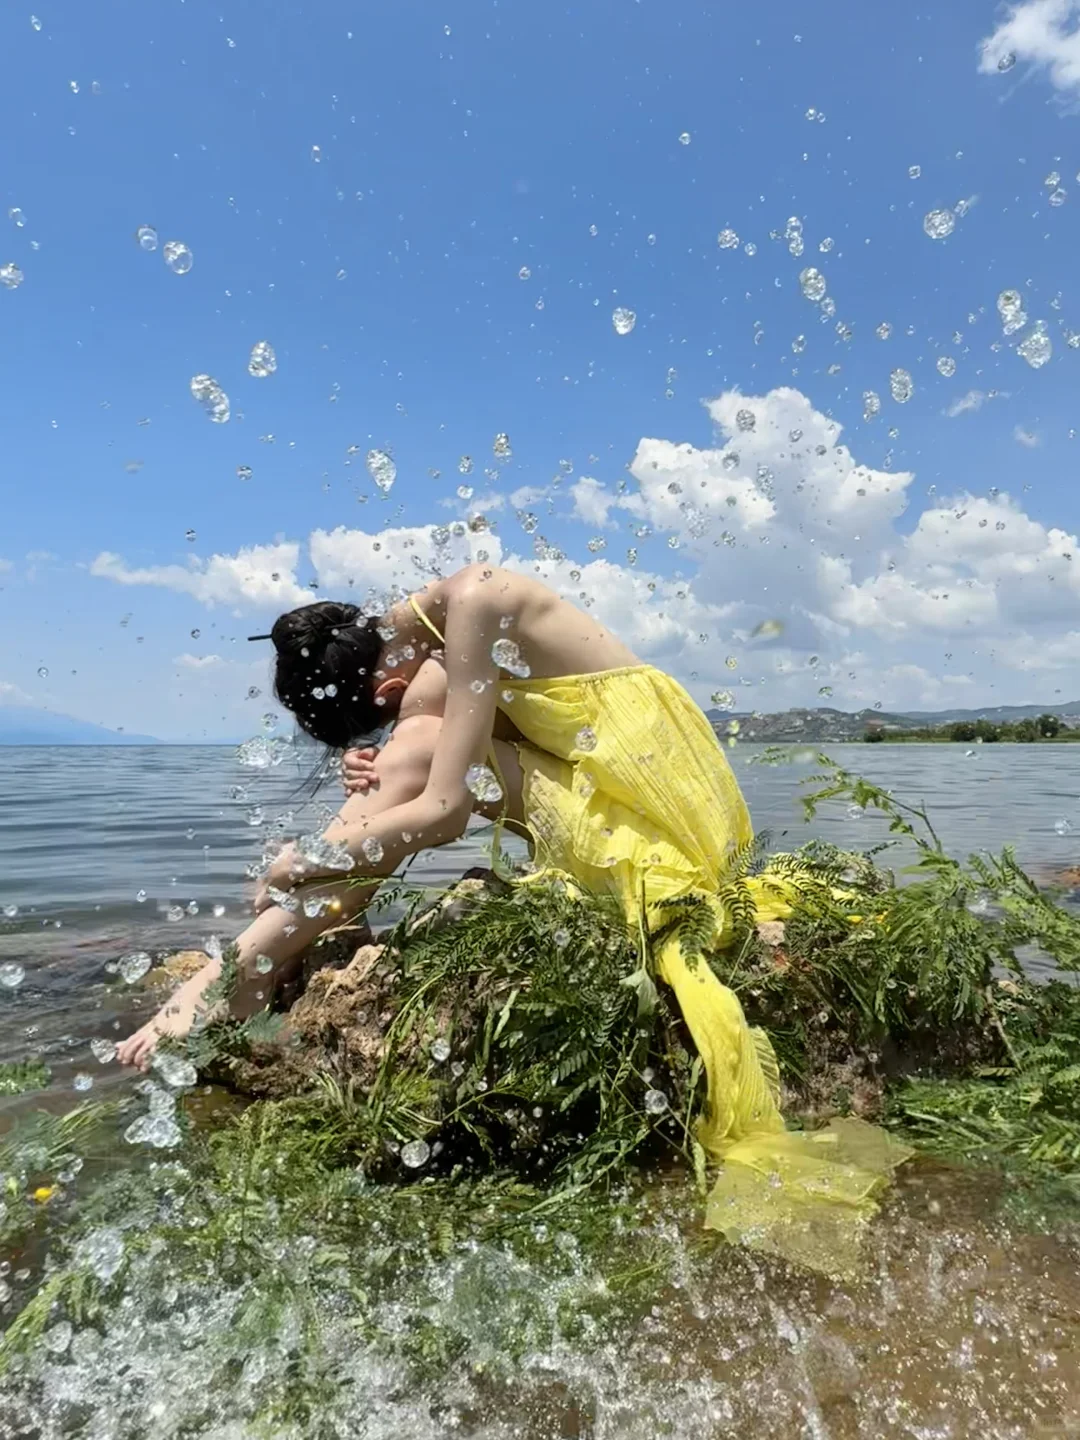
[116,726,529,1068]
[116,718,442,1068]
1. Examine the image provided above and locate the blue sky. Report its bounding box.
[4,0,1080,740]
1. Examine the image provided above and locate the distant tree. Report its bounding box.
[864,726,885,743]
[948,720,977,742]
[1013,718,1039,743]
[1038,713,1062,738]
[974,718,1001,742]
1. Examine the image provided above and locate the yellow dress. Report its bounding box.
[409,600,910,1274]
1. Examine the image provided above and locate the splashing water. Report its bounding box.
[248,340,277,377]
[464,763,503,803]
[366,449,397,493]
[612,306,636,335]
[889,368,914,403]
[923,208,956,240]
[190,374,230,423]
[491,638,530,678]
[162,240,193,274]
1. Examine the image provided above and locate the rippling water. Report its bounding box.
[2,741,1079,1080]
[2,743,1080,1439]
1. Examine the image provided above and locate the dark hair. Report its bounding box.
[270,601,385,749]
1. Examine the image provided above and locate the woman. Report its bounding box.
[117,564,905,1269]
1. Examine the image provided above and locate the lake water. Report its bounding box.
[3,744,1080,1438]
[2,742,1079,1091]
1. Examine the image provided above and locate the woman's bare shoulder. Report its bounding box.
[399,656,448,722]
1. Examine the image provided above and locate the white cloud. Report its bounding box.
[91,543,309,609]
[1014,425,1040,447]
[91,385,1080,710]
[173,653,225,669]
[0,559,12,574]
[0,680,31,705]
[979,1,1080,96]
[945,390,988,417]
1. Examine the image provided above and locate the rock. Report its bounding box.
[214,872,505,1102]
[149,951,211,986]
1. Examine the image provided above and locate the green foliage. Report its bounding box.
[0,1059,51,1095]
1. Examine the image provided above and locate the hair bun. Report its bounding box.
[270,601,362,655]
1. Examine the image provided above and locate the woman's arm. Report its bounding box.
[259,568,507,898]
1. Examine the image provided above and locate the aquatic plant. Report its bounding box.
[5,757,1080,1411]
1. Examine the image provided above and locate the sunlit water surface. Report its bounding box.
[1,743,1079,1436]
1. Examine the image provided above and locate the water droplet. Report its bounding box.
[490,638,530,678]
[0,962,25,989]
[791,334,806,354]
[248,340,277,377]
[8,207,25,229]
[678,131,691,145]
[401,1139,431,1168]
[574,725,598,753]
[0,262,25,289]
[923,209,955,240]
[90,1037,116,1064]
[552,927,570,949]
[1055,817,1073,836]
[644,1088,668,1115]
[997,51,1016,71]
[889,368,914,403]
[361,835,385,865]
[73,1071,93,1092]
[190,374,230,423]
[135,224,158,251]
[30,14,42,29]
[862,390,881,421]
[711,690,735,711]
[1018,320,1052,369]
[612,306,636,335]
[717,228,739,249]
[135,888,147,903]
[311,144,322,162]
[118,951,152,984]
[799,267,826,302]
[818,685,833,697]
[162,240,193,275]
[236,464,253,480]
[464,763,503,803]
[457,484,474,500]
[493,432,512,460]
[518,265,531,280]
[430,1037,451,1063]
[908,164,921,179]
[735,408,756,432]
[366,448,397,493]
[36,665,49,678]
[44,1321,73,1355]
[2,903,17,918]
[936,355,957,377]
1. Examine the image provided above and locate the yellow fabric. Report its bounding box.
[496,664,911,1275]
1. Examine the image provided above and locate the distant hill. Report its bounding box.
[0,706,158,746]
[704,701,1080,743]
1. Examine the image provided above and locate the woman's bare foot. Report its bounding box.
[115,960,222,1071]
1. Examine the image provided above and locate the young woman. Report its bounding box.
[115,564,905,1263]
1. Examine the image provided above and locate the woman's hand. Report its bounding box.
[342,746,380,796]
[254,842,301,914]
